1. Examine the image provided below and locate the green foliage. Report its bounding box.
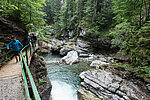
[37,25,54,41]
[0,0,46,31]
[110,0,150,78]
[44,0,114,37]
[0,42,4,45]
[38,78,47,84]
[113,63,150,79]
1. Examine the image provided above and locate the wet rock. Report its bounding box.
[79,29,86,37]
[46,60,60,64]
[79,70,150,100]
[60,46,73,56]
[147,85,150,91]
[76,46,89,54]
[79,53,89,57]
[51,38,63,46]
[77,87,100,100]
[51,45,61,54]
[37,48,51,56]
[61,51,78,65]
[76,39,89,48]
[90,60,109,69]
[39,59,46,66]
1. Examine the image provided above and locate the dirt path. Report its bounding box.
[0,45,38,100]
[0,57,25,100]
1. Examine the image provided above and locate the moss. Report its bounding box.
[0,42,4,45]
[49,96,53,100]
[35,53,45,61]
[38,78,47,85]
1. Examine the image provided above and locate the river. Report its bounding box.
[44,54,90,100]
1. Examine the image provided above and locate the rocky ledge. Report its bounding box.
[30,54,52,100]
[78,69,150,100]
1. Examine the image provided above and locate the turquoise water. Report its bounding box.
[44,54,89,100]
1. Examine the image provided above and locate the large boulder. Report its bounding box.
[61,51,78,65]
[79,70,150,100]
[60,46,73,56]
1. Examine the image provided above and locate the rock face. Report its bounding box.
[83,35,119,54]
[61,51,78,65]
[79,70,150,100]
[30,54,52,100]
[0,17,27,66]
[37,40,51,56]
[90,60,109,69]
[0,17,27,44]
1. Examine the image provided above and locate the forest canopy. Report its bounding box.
[0,0,46,30]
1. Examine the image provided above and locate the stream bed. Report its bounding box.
[44,54,90,100]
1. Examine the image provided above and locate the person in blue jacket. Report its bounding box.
[7,36,23,62]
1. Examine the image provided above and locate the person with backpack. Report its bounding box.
[7,36,23,62]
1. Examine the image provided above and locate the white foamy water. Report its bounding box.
[51,80,78,100]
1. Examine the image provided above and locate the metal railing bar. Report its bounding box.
[20,43,41,100]
[21,60,31,100]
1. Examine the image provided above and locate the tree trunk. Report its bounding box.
[92,0,97,23]
[139,0,143,26]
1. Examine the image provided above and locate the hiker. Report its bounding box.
[31,33,37,47]
[27,35,31,44]
[7,36,23,62]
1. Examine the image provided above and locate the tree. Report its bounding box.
[110,0,150,68]
[0,0,46,31]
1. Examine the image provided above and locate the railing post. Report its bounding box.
[30,43,32,56]
[22,58,26,75]
[26,48,28,65]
